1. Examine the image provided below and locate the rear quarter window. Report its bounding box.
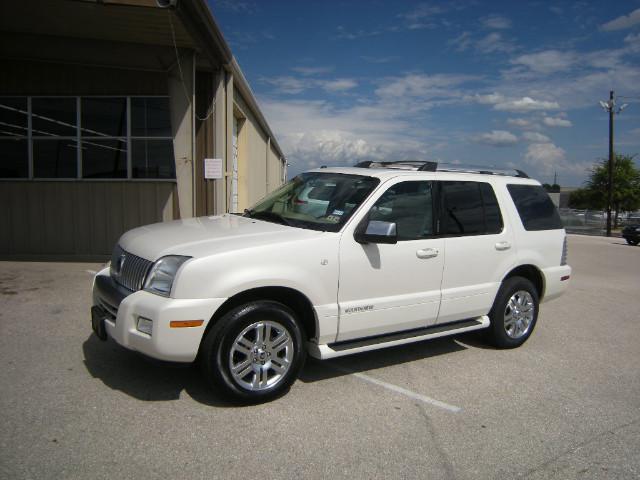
[507,184,563,231]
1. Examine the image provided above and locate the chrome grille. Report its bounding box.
[110,244,153,291]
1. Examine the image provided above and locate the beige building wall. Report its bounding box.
[0,1,286,259]
[233,91,284,212]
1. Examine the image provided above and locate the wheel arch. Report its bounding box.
[502,264,545,301]
[199,286,318,354]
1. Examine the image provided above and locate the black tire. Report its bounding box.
[200,301,306,403]
[487,276,539,349]
[626,238,639,246]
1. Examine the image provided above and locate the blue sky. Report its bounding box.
[209,0,640,186]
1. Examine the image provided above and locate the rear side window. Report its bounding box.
[507,184,563,231]
[440,181,504,236]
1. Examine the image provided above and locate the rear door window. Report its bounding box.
[440,181,503,236]
[507,184,563,231]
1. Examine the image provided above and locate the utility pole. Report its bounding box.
[607,90,614,237]
[599,91,628,237]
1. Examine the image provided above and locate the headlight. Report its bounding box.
[143,255,191,297]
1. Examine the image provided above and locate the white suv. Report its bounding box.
[91,161,571,402]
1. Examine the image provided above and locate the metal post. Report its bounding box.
[606,90,614,237]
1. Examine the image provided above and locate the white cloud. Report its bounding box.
[261,76,357,94]
[473,93,505,104]
[507,118,534,128]
[511,50,577,74]
[523,142,589,176]
[449,31,473,52]
[494,97,560,112]
[476,32,516,54]
[470,93,561,112]
[624,33,640,43]
[291,66,334,76]
[261,76,309,94]
[376,73,479,100]
[522,132,551,143]
[449,31,515,54]
[600,8,640,31]
[543,116,573,127]
[318,79,358,92]
[261,98,431,175]
[398,4,446,22]
[524,143,566,174]
[475,130,518,147]
[481,14,512,30]
[360,56,400,64]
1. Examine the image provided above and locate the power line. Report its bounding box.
[167,10,216,122]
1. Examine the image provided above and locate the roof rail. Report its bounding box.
[354,160,437,171]
[354,160,529,178]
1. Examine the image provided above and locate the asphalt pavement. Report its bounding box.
[0,234,638,479]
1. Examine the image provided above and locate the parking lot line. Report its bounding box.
[330,365,462,413]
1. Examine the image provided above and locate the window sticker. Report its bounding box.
[331,209,344,216]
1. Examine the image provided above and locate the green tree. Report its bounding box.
[574,154,640,227]
[568,187,598,209]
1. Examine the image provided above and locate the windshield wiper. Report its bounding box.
[244,209,291,226]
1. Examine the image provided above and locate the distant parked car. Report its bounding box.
[622,224,640,246]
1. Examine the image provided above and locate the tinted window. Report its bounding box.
[248,172,380,232]
[307,185,335,201]
[32,98,77,137]
[82,139,127,178]
[33,139,78,178]
[369,181,433,241]
[0,97,28,136]
[132,139,175,179]
[82,97,127,137]
[131,97,172,137]
[507,184,563,230]
[480,183,503,234]
[0,138,28,178]
[441,181,484,235]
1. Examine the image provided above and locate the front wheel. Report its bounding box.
[626,238,639,246]
[200,301,306,403]
[487,276,539,349]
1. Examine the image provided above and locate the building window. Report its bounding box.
[0,97,29,178]
[0,96,175,180]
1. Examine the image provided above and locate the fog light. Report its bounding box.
[137,317,153,336]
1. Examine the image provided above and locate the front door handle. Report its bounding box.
[416,248,439,259]
[495,241,511,251]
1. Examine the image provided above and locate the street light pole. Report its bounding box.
[607,90,614,237]
[599,93,630,236]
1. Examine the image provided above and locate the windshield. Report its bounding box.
[244,172,380,232]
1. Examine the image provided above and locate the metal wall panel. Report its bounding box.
[0,181,175,259]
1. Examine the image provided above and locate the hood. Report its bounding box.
[118,214,324,260]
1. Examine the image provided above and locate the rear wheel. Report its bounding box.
[626,238,639,246]
[487,276,539,348]
[200,301,305,403]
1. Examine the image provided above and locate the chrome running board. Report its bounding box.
[307,316,490,360]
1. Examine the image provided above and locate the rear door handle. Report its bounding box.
[416,248,439,259]
[495,241,511,251]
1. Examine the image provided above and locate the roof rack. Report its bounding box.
[354,161,529,178]
[354,160,437,171]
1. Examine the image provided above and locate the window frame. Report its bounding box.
[0,95,176,182]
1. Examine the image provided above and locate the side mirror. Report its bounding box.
[355,220,398,244]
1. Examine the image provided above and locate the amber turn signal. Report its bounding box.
[169,320,204,328]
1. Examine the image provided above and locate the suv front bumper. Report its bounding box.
[91,268,226,362]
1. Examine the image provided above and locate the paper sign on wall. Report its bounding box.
[204,158,223,179]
